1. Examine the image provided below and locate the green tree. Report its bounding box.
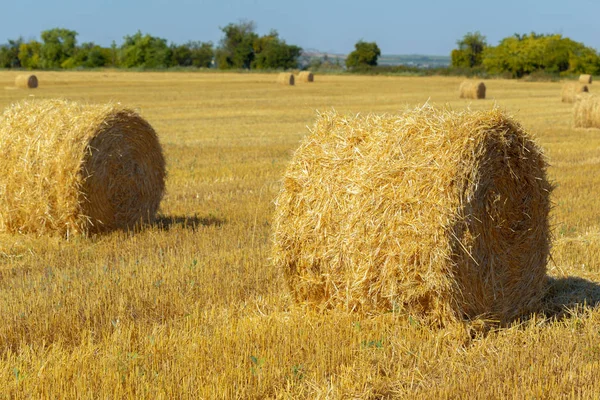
[345,40,381,69]
[18,40,42,69]
[169,42,213,67]
[0,37,23,68]
[251,31,302,69]
[68,42,111,68]
[216,20,258,69]
[120,31,172,68]
[451,31,487,68]
[189,41,214,68]
[482,33,600,77]
[39,28,78,69]
[170,44,193,66]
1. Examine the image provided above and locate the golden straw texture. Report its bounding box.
[561,83,589,103]
[0,99,166,236]
[14,74,38,89]
[277,73,294,85]
[273,106,551,325]
[298,71,314,83]
[573,93,600,128]
[459,81,486,99]
[579,74,593,84]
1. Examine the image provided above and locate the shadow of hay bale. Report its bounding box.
[543,276,600,318]
[153,215,224,231]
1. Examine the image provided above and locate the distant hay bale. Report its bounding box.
[0,99,166,236]
[273,106,551,325]
[579,74,592,84]
[298,71,314,83]
[15,74,38,89]
[459,81,486,99]
[277,73,294,86]
[573,93,600,128]
[561,83,589,103]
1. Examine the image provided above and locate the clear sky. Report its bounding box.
[2,0,599,55]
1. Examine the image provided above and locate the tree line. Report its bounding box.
[451,31,600,77]
[0,20,383,71]
[0,21,300,70]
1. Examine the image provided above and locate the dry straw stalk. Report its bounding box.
[459,81,486,99]
[561,83,589,103]
[298,71,314,83]
[0,99,166,236]
[273,106,551,325]
[579,74,593,84]
[573,93,600,128]
[15,74,38,89]
[277,73,294,85]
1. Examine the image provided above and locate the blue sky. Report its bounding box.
[2,0,599,55]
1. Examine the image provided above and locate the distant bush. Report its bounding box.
[482,33,600,78]
[346,40,381,69]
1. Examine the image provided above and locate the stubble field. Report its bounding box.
[0,71,599,399]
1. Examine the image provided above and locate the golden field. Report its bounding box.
[0,71,599,399]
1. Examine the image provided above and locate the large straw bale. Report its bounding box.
[573,93,600,128]
[298,71,314,83]
[561,83,589,103]
[459,81,486,99]
[0,99,166,236]
[579,74,592,84]
[273,106,551,324]
[277,73,295,85]
[15,74,38,89]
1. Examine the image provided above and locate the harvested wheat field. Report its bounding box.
[0,71,599,398]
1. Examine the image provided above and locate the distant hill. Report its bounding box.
[300,50,450,69]
[378,54,450,68]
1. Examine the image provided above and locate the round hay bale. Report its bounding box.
[579,74,592,84]
[573,93,600,128]
[277,73,294,86]
[298,71,314,83]
[15,74,38,89]
[561,83,589,103]
[273,106,551,325]
[459,80,486,99]
[0,99,166,236]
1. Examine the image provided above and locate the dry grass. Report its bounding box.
[273,107,551,325]
[573,93,600,128]
[0,71,599,398]
[561,82,589,103]
[0,99,165,235]
[579,74,593,84]
[277,72,294,85]
[14,74,38,89]
[297,71,314,83]
[459,80,486,99]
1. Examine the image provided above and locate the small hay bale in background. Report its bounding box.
[15,74,38,89]
[277,73,294,86]
[298,71,314,83]
[273,106,551,325]
[573,93,600,128]
[459,81,486,99]
[561,83,589,103]
[0,99,166,236]
[579,74,593,84]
